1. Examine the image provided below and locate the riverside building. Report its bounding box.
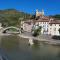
[21,9,60,36]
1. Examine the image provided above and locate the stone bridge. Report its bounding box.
[0,26,21,34]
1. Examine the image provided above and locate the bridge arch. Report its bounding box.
[1,26,21,33]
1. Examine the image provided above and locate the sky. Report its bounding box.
[0,0,60,15]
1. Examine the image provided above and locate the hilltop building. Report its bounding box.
[36,9,44,17]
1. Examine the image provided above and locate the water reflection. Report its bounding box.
[0,35,60,60]
[1,35,19,51]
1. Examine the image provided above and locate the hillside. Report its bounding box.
[50,14,60,20]
[0,9,31,27]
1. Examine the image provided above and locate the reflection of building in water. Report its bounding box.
[0,37,2,47]
[47,45,60,56]
[29,38,34,45]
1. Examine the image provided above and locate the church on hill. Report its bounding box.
[36,9,44,17]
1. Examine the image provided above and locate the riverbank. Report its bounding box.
[18,32,60,45]
[0,32,60,45]
[0,33,11,36]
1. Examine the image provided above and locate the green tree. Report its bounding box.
[32,26,42,36]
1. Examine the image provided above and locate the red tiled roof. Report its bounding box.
[34,16,50,22]
[42,16,49,20]
[34,18,49,22]
[49,20,60,24]
[36,19,49,22]
[24,16,60,24]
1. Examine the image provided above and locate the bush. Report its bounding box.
[32,26,42,37]
[32,31,39,37]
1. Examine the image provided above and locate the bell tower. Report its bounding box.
[36,9,44,18]
[42,9,44,16]
[36,9,39,17]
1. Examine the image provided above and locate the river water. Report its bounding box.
[0,35,60,60]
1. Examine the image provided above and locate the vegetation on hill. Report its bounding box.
[1,9,60,27]
[0,9,32,27]
[50,14,60,19]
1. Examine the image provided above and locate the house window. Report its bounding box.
[47,28,48,32]
[45,22,46,24]
[43,25,44,27]
[43,22,44,24]
[41,22,42,24]
[40,22,41,24]
[54,28,56,31]
[50,28,51,30]
[55,24,56,26]
[47,25,48,27]
[43,22,45,24]
[46,22,48,24]
[50,24,52,26]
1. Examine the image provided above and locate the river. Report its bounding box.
[0,35,60,60]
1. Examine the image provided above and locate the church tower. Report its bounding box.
[41,9,44,16]
[36,9,44,17]
[36,9,39,17]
